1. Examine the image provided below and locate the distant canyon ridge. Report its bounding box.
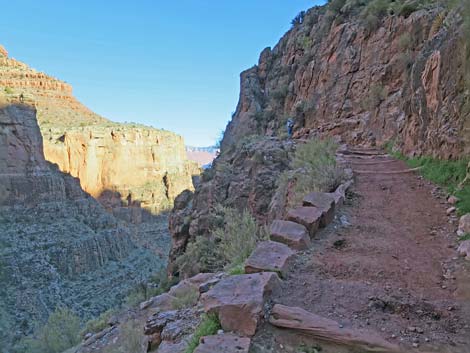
[0,44,200,216]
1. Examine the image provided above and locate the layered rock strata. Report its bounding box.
[0,103,169,350]
[0,47,197,215]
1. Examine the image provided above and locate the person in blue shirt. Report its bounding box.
[286,118,294,138]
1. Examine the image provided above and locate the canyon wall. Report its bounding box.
[169,3,470,273]
[0,47,197,214]
[0,103,169,351]
[43,125,196,214]
[222,6,469,159]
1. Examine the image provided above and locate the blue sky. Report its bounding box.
[1,0,325,146]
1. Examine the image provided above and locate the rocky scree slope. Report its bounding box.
[0,103,169,351]
[169,2,470,274]
[0,45,197,215]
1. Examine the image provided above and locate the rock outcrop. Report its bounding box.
[169,2,470,272]
[221,6,470,159]
[0,47,197,215]
[43,125,196,214]
[0,103,169,350]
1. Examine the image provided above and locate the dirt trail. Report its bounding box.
[252,150,470,353]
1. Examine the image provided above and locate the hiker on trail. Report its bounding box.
[19,93,24,103]
[286,118,294,138]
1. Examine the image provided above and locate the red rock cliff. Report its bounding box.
[0,48,197,214]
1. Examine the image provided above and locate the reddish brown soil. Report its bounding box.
[252,151,470,353]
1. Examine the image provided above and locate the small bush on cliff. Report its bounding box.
[81,309,114,337]
[175,207,266,274]
[362,83,388,110]
[185,314,221,353]
[20,307,81,353]
[291,11,306,27]
[214,206,267,271]
[3,87,13,94]
[171,287,200,310]
[175,235,225,274]
[278,138,344,207]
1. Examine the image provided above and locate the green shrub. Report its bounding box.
[175,207,267,275]
[185,314,221,353]
[362,83,388,110]
[171,288,200,310]
[291,11,306,27]
[279,138,345,206]
[4,87,13,94]
[459,234,470,242]
[271,85,289,102]
[124,282,161,308]
[389,150,470,215]
[20,307,81,353]
[175,236,225,275]
[363,13,380,32]
[362,0,390,18]
[297,35,313,51]
[398,33,413,51]
[328,0,347,14]
[213,207,266,270]
[227,263,246,275]
[81,309,113,337]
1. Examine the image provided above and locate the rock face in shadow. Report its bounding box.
[0,48,197,215]
[0,104,169,350]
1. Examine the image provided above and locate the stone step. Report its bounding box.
[269,220,311,250]
[269,304,400,353]
[245,241,295,277]
[201,272,280,336]
[302,192,336,227]
[194,334,251,353]
[286,206,322,237]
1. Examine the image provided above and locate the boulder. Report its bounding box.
[458,214,470,236]
[245,241,295,277]
[194,334,251,353]
[287,207,322,237]
[303,192,336,227]
[140,293,174,311]
[457,240,470,260]
[201,272,280,336]
[270,220,311,250]
[144,308,200,345]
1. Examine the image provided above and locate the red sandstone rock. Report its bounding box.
[269,305,400,352]
[245,241,294,277]
[201,272,280,336]
[194,334,251,353]
[270,220,311,250]
[303,192,336,227]
[287,207,322,237]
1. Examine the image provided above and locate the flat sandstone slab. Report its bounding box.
[270,220,311,250]
[303,192,336,227]
[245,241,295,277]
[194,334,251,353]
[201,272,280,336]
[270,304,400,353]
[287,207,322,237]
